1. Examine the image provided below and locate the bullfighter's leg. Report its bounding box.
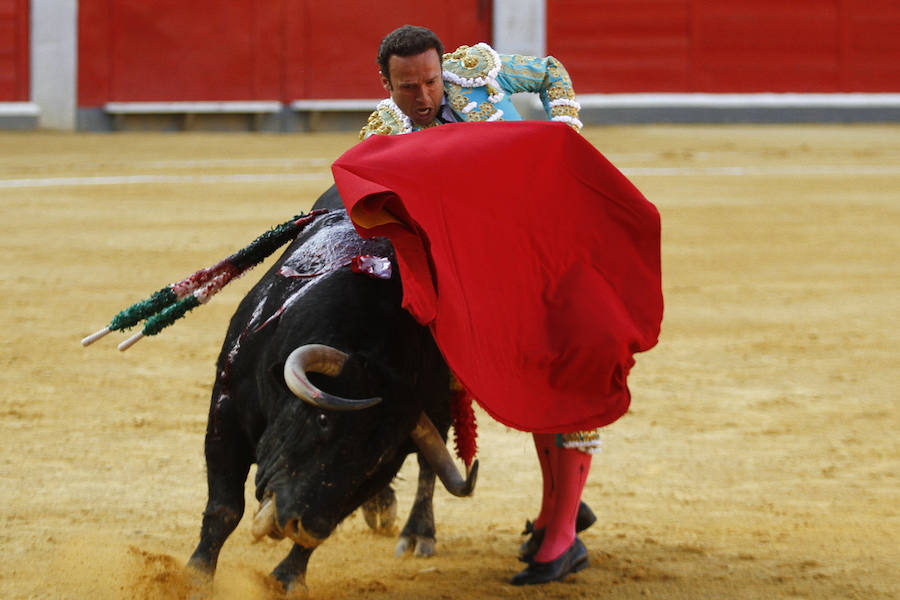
[533,446,591,562]
[519,434,597,562]
[187,393,253,576]
[518,433,558,560]
[395,453,437,557]
[511,436,593,585]
[271,544,315,596]
[361,484,398,532]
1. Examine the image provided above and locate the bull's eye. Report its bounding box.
[316,412,330,432]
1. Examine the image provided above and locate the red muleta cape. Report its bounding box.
[331,121,663,433]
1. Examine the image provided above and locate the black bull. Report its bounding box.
[187,186,477,594]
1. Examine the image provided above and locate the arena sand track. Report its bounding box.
[1,125,897,599]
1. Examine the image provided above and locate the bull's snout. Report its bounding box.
[251,495,326,549]
[283,517,327,549]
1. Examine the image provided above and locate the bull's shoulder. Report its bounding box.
[227,211,393,331]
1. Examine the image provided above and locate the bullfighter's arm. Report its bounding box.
[495,53,583,132]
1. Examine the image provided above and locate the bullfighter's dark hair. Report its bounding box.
[377,25,444,83]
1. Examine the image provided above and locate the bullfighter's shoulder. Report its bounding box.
[359,99,413,139]
[441,43,502,88]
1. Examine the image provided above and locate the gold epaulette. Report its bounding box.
[441,43,502,88]
[359,99,413,139]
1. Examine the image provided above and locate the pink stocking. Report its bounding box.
[532,433,557,529]
[534,445,591,563]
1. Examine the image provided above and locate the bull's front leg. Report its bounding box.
[187,393,253,579]
[395,453,437,557]
[271,544,315,597]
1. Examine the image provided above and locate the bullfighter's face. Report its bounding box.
[380,48,444,127]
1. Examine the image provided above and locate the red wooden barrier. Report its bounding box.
[285,0,492,99]
[74,0,900,107]
[78,0,492,106]
[547,0,900,93]
[0,0,29,101]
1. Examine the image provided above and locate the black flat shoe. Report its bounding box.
[518,501,597,563]
[510,537,589,586]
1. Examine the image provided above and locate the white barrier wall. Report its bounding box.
[492,0,545,57]
[31,0,77,129]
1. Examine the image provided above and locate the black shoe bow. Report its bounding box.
[517,501,597,563]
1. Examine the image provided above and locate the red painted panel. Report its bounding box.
[77,0,491,106]
[548,0,691,93]
[79,0,283,103]
[692,0,840,92]
[78,0,111,106]
[282,0,306,99]
[548,0,900,93]
[840,0,900,91]
[0,0,28,101]
[70,0,900,105]
[254,0,285,100]
[107,1,279,102]
[287,0,492,99]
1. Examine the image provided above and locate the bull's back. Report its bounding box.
[216,210,397,375]
[311,184,344,211]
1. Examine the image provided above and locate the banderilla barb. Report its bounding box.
[82,209,327,351]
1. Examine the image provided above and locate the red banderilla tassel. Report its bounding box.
[450,387,478,468]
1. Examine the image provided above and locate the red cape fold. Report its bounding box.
[331,121,662,433]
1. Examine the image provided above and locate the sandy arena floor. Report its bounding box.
[1,124,898,599]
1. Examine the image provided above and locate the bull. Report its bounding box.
[186,186,477,595]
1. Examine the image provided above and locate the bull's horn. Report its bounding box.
[251,496,277,542]
[410,412,478,497]
[284,344,381,411]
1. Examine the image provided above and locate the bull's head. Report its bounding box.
[251,343,478,547]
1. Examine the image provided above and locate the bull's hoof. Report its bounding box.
[283,581,309,599]
[271,545,313,599]
[395,534,436,558]
[362,487,398,533]
[272,572,309,599]
[363,502,398,533]
[183,562,213,600]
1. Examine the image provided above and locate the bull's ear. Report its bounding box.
[271,362,286,387]
[345,352,425,411]
[330,353,383,399]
